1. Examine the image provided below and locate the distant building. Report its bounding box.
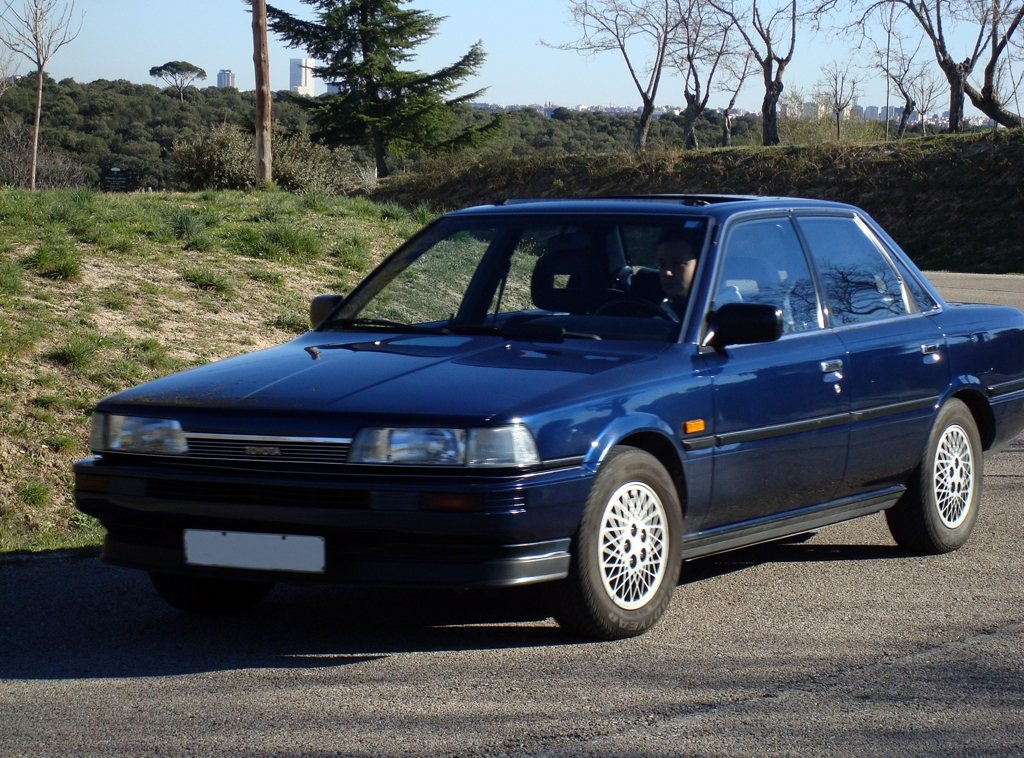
[217,70,235,88]
[864,105,880,120]
[290,58,315,97]
[851,104,864,120]
[803,101,825,119]
[778,103,790,118]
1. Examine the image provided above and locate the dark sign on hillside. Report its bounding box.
[101,167,128,192]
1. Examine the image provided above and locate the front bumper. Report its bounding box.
[74,457,593,588]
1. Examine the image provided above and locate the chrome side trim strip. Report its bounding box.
[850,396,938,423]
[987,378,1024,397]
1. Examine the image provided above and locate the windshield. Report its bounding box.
[323,214,709,342]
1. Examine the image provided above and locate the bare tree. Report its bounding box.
[909,62,944,133]
[668,0,733,148]
[708,0,799,145]
[721,51,754,145]
[0,45,16,99]
[870,22,920,136]
[251,0,272,185]
[818,60,860,139]
[549,0,683,150]
[0,0,83,190]
[836,1,1024,131]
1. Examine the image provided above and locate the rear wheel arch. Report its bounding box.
[952,388,995,451]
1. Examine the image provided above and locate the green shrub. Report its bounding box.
[172,125,256,191]
[0,259,23,293]
[133,337,178,371]
[101,288,131,311]
[168,207,207,240]
[332,235,371,271]
[17,481,49,508]
[183,232,216,252]
[271,312,309,333]
[411,203,438,225]
[173,125,357,193]
[378,202,408,221]
[248,268,283,286]
[22,242,82,280]
[48,333,104,369]
[236,223,321,261]
[45,433,78,453]
[181,266,233,295]
[250,198,285,223]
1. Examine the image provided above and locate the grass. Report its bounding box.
[21,241,82,280]
[48,333,105,370]
[182,266,234,295]
[0,187,413,554]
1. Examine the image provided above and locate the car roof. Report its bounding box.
[446,195,859,222]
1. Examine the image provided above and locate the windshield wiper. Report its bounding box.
[320,317,451,334]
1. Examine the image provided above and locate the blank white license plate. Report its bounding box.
[184,530,325,573]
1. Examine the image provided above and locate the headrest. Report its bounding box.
[530,248,610,314]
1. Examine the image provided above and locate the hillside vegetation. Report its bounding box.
[375,130,1024,274]
[0,188,429,553]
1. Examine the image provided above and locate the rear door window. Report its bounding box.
[797,216,909,325]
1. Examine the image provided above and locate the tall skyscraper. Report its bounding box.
[290,58,315,97]
[217,70,236,89]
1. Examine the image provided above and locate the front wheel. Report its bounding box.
[546,446,683,640]
[149,571,274,614]
[886,399,982,554]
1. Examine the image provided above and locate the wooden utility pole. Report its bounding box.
[251,0,272,185]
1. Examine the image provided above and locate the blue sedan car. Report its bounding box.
[74,196,1024,639]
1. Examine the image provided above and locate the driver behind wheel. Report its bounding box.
[656,231,699,318]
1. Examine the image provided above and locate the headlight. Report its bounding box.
[349,424,539,467]
[89,413,188,455]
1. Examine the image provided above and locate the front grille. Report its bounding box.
[146,479,370,509]
[184,434,351,466]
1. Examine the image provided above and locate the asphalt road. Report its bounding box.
[2,273,1023,758]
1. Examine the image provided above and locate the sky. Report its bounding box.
[21,0,998,117]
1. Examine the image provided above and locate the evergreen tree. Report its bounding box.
[265,0,501,178]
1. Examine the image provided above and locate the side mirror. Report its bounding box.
[310,294,344,330]
[703,303,783,349]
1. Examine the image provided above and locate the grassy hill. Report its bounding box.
[0,188,430,553]
[3,131,1023,554]
[374,130,1024,274]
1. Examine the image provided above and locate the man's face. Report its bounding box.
[657,240,698,299]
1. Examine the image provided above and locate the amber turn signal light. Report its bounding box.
[75,474,111,493]
[684,419,706,434]
[420,493,485,512]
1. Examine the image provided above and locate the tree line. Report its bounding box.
[0,72,764,190]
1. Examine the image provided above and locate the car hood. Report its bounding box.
[99,332,666,426]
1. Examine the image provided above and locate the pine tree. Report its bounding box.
[265,0,502,178]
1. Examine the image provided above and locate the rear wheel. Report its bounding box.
[149,571,274,614]
[547,446,683,640]
[886,399,982,554]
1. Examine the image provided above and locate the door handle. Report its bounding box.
[820,359,843,373]
[921,344,940,355]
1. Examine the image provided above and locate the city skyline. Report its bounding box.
[25,0,995,120]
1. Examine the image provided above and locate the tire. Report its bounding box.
[885,399,983,554]
[149,571,274,614]
[546,446,683,640]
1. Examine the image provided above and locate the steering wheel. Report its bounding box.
[594,297,680,323]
